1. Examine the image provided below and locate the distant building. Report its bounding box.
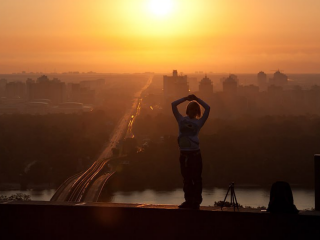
[267,84,284,98]
[0,106,20,114]
[269,71,288,87]
[188,77,198,92]
[307,85,320,110]
[53,102,93,114]
[68,83,95,104]
[5,81,26,99]
[80,79,105,91]
[199,75,213,96]
[163,70,189,98]
[291,85,304,101]
[31,99,52,105]
[238,85,259,99]
[0,79,7,97]
[27,75,66,104]
[24,102,50,115]
[25,78,34,99]
[223,74,238,95]
[257,71,267,91]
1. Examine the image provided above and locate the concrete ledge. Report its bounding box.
[0,201,319,240]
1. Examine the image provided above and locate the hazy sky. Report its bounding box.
[1,0,320,73]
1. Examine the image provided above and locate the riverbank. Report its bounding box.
[101,186,315,210]
[1,186,315,210]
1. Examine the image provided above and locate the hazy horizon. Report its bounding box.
[1,0,320,74]
[3,71,320,75]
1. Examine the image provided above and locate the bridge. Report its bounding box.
[51,75,152,202]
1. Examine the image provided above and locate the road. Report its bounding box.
[96,75,152,162]
[52,75,153,202]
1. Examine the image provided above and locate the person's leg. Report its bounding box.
[190,151,203,206]
[179,153,193,204]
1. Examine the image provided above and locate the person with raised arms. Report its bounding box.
[171,94,210,209]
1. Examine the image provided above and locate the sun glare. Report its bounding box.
[148,0,174,17]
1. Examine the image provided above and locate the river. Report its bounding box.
[1,187,314,210]
[104,187,314,210]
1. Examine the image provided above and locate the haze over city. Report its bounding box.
[2,1,320,239]
[1,0,320,73]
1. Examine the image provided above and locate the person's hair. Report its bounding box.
[186,101,201,119]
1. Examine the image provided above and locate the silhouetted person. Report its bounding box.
[172,94,210,209]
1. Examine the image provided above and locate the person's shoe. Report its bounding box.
[178,202,192,209]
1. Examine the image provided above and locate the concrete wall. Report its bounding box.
[0,202,319,240]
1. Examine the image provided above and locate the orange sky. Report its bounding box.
[1,0,320,73]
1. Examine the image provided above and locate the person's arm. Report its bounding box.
[171,97,188,122]
[195,97,210,126]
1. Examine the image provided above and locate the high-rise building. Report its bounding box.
[163,70,189,98]
[269,71,288,87]
[27,75,66,104]
[223,74,238,95]
[5,81,26,99]
[0,79,7,97]
[199,75,213,96]
[257,71,267,91]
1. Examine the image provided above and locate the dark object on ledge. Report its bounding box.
[267,181,299,214]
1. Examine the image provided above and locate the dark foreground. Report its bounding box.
[0,201,319,240]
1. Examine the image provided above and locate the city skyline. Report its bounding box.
[1,0,320,73]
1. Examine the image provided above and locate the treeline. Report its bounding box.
[0,111,114,187]
[108,114,319,192]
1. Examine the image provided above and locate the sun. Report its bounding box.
[148,0,174,17]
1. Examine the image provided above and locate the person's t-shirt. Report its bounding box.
[172,98,210,151]
[178,116,202,150]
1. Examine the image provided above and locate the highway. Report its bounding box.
[51,75,153,202]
